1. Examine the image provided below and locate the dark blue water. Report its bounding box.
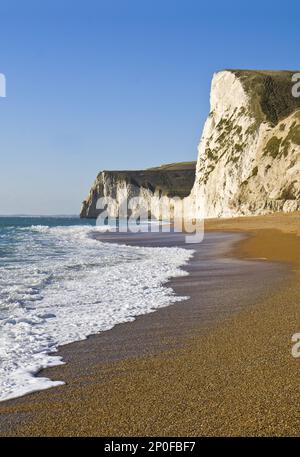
[0,215,96,229]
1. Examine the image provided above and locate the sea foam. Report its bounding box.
[0,224,193,401]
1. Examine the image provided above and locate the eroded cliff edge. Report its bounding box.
[190,69,300,218]
[80,162,196,219]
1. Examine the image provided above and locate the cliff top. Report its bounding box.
[224,69,300,125]
[100,161,196,175]
[148,161,196,171]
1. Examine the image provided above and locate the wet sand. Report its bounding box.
[1,214,300,436]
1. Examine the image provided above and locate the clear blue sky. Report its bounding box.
[0,0,299,215]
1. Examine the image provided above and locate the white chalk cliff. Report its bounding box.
[81,70,300,220]
[80,163,196,219]
[189,69,300,218]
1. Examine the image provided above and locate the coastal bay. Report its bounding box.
[1,214,299,436]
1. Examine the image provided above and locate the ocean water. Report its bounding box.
[0,217,193,402]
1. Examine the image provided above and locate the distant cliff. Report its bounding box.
[189,69,300,218]
[80,162,196,219]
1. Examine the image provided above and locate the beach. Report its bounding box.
[1,213,300,436]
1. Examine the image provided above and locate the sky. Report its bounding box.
[0,0,299,215]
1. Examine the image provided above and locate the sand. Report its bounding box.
[1,213,300,436]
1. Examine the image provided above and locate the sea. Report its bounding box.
[0,216,193,401]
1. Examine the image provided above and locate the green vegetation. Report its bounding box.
[280,122,300,157]
[290,125,300,145]
[148,161,196,171]
[234,125,243,136]
[234,144,243,152]
[263,136,282,158]
[228,70,300,125]
[216,117,236,134]
[206,148,217,160]
[282,140,291,157]
[280,182,297,200]
[262,120,300,160]
[245,121,259,136]
[265,164,271,172]
[226,155,240,165]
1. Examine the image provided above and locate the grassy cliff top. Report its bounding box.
[227,69,300,125]
[101,161,196,174]
[147,161,196,171]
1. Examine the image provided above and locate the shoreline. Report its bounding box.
[0,215,300,436]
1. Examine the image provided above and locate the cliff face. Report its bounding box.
[80,162,196,219]
[190,70,300,218]
[81,70,300,220]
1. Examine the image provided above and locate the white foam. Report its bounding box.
[0,224,193,401]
